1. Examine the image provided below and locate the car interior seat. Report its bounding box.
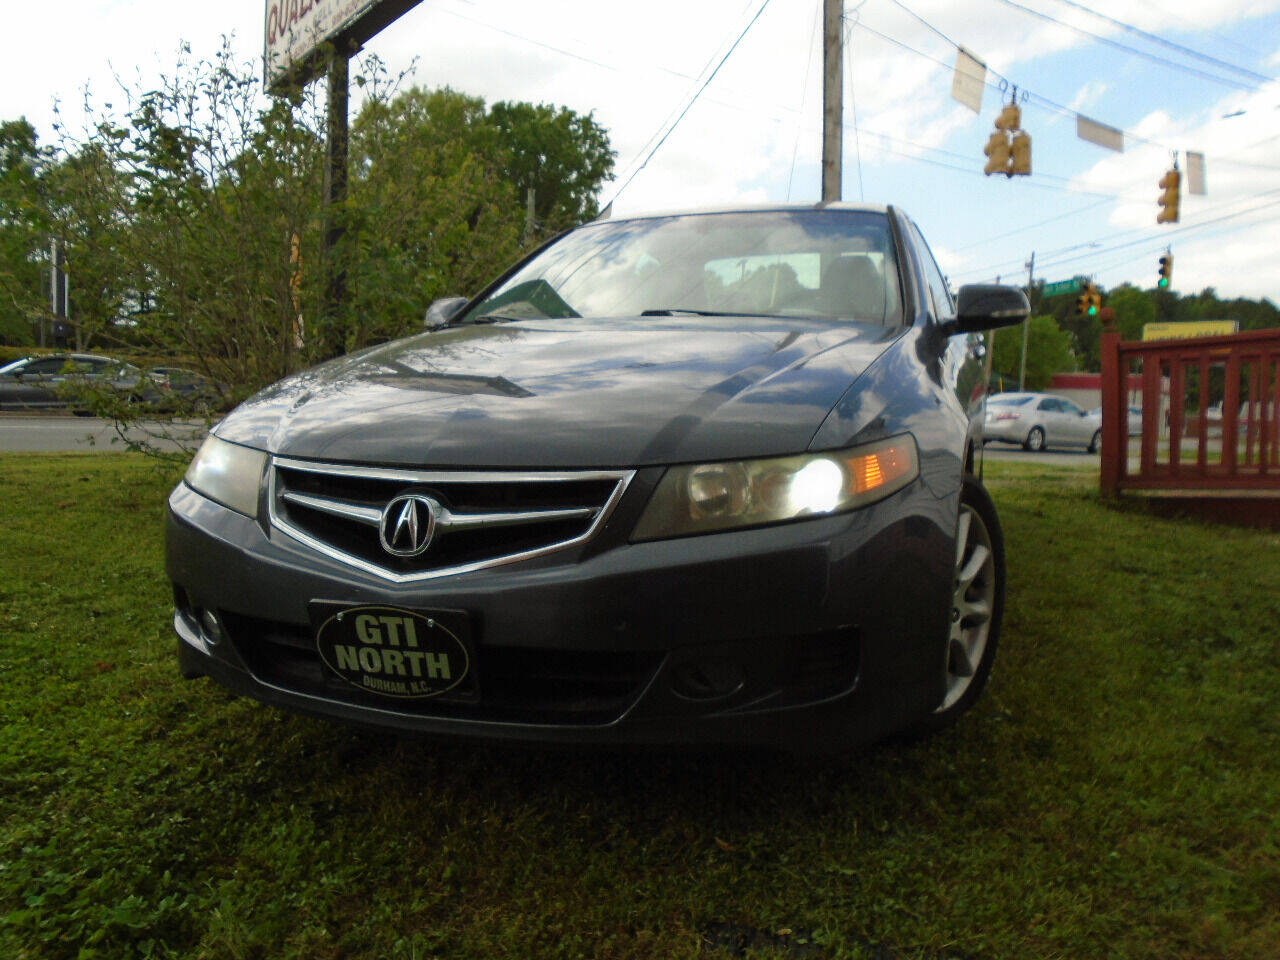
[819,254,887,322]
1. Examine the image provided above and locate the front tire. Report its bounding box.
[914,476,1006,733]
[1023,426,1045,452]
[1088,429,1101,454]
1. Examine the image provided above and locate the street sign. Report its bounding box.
[1142,320,1239,341]
[1041,278,1079,297]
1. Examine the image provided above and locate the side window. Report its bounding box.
[23,358,65,375]
[1038,399,1056,412]
[909,223,954,320]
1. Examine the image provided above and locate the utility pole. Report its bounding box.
[1018,251,1034,391]
[822,0,843,203]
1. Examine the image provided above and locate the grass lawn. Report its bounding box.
[1,454,1276,959]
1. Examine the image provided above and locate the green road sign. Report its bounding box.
[1041,279,1080,297]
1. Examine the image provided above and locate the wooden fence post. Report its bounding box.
[1099,309,1121,498]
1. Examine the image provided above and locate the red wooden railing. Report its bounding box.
[1100,321,1280,497]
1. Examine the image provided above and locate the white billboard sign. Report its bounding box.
[264,0,421,89]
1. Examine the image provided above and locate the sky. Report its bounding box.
[3,0,1279,303]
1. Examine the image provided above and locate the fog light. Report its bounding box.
[200,608,224,646]
[670,658,744,701]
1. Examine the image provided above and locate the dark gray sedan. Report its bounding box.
[0,353,144,411]
[167,204,1027,752]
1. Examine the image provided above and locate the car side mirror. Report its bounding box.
[424,296,469,329]
[944,284,1030,335]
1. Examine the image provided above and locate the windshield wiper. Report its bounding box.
[465,314,529,325]
[640,308,789,319]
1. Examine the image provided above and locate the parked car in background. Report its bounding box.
[1089,405,1143,437]
[168,203,1030,753]
[0,353,147,412]
[146,367,225,412]
[984,392,1102,452]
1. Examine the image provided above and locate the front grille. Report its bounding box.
[269,458,633,581]
[222,612,661,725]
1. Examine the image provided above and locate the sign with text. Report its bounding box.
[1142,320,1239,341]
[264,0,423,90]
[1041,278,1080,297]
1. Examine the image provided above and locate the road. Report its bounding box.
[0,415,204,453]
[982,444,1100,467]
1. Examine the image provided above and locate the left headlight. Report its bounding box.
[632,434,918,541]
[185,434,268,518]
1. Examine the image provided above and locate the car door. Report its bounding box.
[0,357,67,409]
[1059,398,1091,444]
[1035,397,1060,445]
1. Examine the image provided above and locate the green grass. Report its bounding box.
[1,454,1277,960]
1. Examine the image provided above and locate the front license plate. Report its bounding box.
[309,602,476,702]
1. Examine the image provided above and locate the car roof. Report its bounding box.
[595,201,893,224]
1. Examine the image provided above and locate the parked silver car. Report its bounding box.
[983,392,1102,452]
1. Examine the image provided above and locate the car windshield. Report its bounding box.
[988,395,1033,406]
[459,209,903,327]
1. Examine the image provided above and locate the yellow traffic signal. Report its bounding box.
[996,103,1022,131]
[1158,252,1173,288]
[984,100,1030,178]
[984,130,1012,176]
[1011,131,1031,176]
[1157,168,1181,223]
[1076,283,1102,317]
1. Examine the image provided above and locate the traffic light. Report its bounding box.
[1157,168,1181,223]
[984,130,1012,175]
[1158,252,1173,288]
[1076,283,1102,317]
[1011,131,1031,175]
[983,100,1030,177]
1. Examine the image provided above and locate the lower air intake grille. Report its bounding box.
[222,612,661,725]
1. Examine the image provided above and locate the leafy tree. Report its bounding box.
[989,314,1077,392]
[346,87,523,348]
[0,119,48,344]
[488,101,615,236]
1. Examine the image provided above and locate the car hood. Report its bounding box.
[214,316,900,468]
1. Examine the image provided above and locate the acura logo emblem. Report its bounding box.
[379,494,439,557]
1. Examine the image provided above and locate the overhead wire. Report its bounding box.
[846,4,867,201]
[787,0,822,200]
[1040,0,1277,86]
[604,0,776,208]
[958,190,1280,280]
[854,7,1280,171]
[988,0,1260,91]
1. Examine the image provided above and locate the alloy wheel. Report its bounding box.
[938,503,996,712]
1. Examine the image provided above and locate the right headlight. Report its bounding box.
[184,434,268,518]
[631,434,919,541]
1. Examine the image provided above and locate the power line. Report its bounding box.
[955,189,1280,279]
[1041,0,1277,86]
[950,197,1112,252]
[1025,192,1280,273]
[852,13,1280,172]
[605,0,776,207]
[988,0,1259,91]
[787,0,822,201]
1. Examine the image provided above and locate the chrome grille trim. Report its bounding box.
[267,457,635,583]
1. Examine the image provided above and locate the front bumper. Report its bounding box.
[166,475,955,752]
